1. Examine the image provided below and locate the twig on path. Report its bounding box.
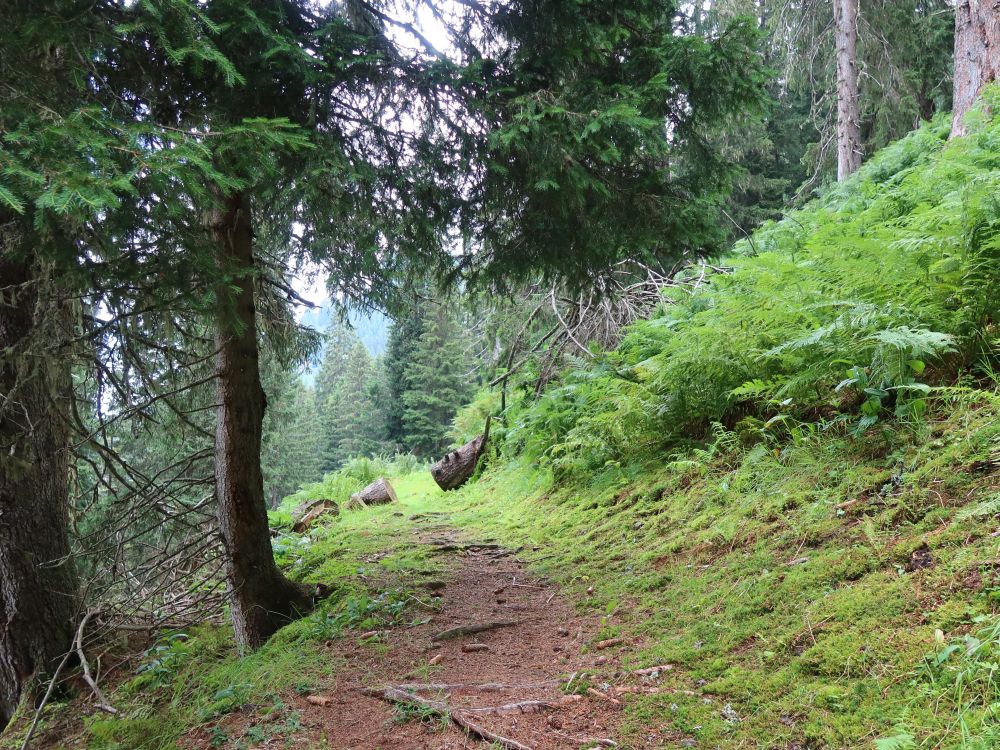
[362,686,534,750]
[549,730,618,747]
[390,680,562,694]
[510,577,544,590]
[432,621,518,641]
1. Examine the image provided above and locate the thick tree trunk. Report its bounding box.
[0,221,78,729]
[834,0,862,180]
[951,0,1000,137]
[346,478,398,509]
[430,418,491,492]
[207,191,311,653]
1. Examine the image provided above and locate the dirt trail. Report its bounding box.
[206,526,665,750]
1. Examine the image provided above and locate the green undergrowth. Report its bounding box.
[25,472,446,750]
[485,100,1000,481]
[440,395,1000,749]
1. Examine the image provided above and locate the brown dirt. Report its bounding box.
[186,532,666,750]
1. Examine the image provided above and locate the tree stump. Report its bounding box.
[292,499,339,532]
[345,477,398,510]
[430,417,491,492]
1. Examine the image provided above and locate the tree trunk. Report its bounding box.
[951,0,1000,137]
[0,221,78,729]
[346,478,398,509]
[207,190,311,653]
[430,417,491,492]
[834,0,862,180]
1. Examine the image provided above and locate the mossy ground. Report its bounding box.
[435,398,1000,749]
[7,403,998,750]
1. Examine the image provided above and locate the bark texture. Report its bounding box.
[952,0,1000,137]
[0,219,78,729]
[292,500,339,532]
[208,191,312,652]
[430,418,491,492]
[346,478,398,509]
[834,0,862,180]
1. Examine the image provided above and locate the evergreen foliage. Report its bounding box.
[401,304,472,457]
[383,311,425,450]
[497,102,1000,479]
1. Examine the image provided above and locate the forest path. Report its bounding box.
[193,519,667,750]
[297,525,629,750]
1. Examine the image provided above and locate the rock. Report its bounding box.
[557,627,570,637]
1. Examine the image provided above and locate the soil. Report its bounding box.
[185,529,667,750]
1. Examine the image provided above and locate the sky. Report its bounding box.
[289,1,458,322]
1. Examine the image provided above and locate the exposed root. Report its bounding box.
[363,686,535,750]
[432,620,519,641]
[391,680,562,694]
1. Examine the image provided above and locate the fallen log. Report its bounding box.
[345,477,397,510]
[292,499,339,532]
[430,416,491,491]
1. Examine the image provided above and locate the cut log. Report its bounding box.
[345,478,397,510]
[430,416,491,491]
[292,499,339,532]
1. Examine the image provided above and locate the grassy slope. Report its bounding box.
[48,409,999,750]
[9,102,1000,750]
[438,400,999,749]
[3,474,451,750]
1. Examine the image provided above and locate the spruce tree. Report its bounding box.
[320,340,380,469]
[402,305,471,457]
[383,311,425,451]
[261,364,324,507]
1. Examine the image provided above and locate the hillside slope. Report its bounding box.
[5,101,1000,750]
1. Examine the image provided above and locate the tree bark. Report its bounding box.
[951,0,1000,137]
[834,0,862,180]
[430,418,491,492]
[292,500,339,532]
[207,190,311,653]
[0,219,78,729]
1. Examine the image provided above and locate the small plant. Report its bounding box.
[134,632,190,686]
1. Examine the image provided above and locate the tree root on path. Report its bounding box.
[362,686,536,750]
[431,620,519,641]
[391,680,562,694]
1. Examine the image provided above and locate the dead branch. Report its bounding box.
[362,686,535,750]
[432,621,519,641]
[75,610,117,715]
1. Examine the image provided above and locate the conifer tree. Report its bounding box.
[402,305,471,457]
[320,340,381,469]
[383,311,425,451]
[261,365,324,507]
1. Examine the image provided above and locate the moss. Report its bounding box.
[430,399,1000,750]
